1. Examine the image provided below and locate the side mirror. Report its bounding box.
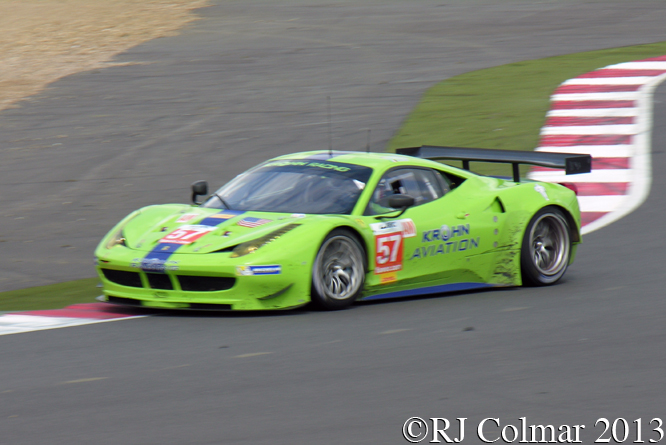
[191,180,208,205]
[388,194,415,209]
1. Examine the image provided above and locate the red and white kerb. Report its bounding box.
[528,56,666,233]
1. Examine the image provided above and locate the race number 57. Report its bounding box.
[375,233,403,274]
[160,225,215,245]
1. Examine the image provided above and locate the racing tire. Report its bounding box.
[311,229,366,310]
[520,207,571,286]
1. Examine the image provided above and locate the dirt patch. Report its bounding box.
[0,0,208,111]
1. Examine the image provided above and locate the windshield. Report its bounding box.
[202,159,373,214]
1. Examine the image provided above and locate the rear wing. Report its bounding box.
[396,145,592,183]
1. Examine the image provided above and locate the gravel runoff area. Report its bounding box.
[0,0,207,111]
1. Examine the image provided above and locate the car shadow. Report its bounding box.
[121,286,517,318]
[353,286,514,308]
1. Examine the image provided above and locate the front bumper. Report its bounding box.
[95,248,310,311]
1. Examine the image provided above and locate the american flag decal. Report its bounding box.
[237,217,272,228]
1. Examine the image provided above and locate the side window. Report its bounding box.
[365,168,450,215]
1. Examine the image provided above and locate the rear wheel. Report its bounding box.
[311,229,366,310]
[520,207,571,286]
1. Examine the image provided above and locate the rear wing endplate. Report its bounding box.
[396,145,592,183]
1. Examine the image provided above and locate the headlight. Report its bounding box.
[230,224,300,258]
[105,226,127,249]
[104,210,140,249]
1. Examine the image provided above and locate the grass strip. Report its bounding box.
[0,278,100,312]
[388,41,666,159]
[3,41,666,312]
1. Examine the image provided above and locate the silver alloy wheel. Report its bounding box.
[313,235,364,301]
[528,213,570,278]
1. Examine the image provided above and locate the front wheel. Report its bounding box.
[311,229,366,310]
[520,207,571,286]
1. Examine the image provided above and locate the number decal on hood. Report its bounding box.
[160,225,216,245]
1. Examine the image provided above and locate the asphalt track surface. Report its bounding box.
[2,1,666,444]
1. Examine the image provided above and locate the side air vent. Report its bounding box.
[493,197,506,213]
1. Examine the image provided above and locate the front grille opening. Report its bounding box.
[146,273,173,290]
[107,296,142,306]
[102,269,142,288]
[177,275,235,292]
[189,303,233,310]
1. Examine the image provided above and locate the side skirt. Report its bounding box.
[360,282,497,302]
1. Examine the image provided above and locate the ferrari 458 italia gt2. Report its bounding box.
[95,146,590,310]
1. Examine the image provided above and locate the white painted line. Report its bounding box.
[500,307,530,312]
[233,352,273,358]
[551,92,640,101]
[0,314,146,336]
[562,77,654,86]
[62,377,108,384]
[540,125,637,135]
[604,62,666,70]
[577,195,628,212]
[380,328,412,334]
[528,169,631,183]
[537,145,633,157]
[547,108,638,117]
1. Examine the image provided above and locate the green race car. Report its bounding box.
[95,146,590,311]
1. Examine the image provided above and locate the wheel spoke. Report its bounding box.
[330,276,339,294]
[540,246,552,267]
[336,269,350,285]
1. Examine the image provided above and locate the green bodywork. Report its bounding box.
[95,151,581,310]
